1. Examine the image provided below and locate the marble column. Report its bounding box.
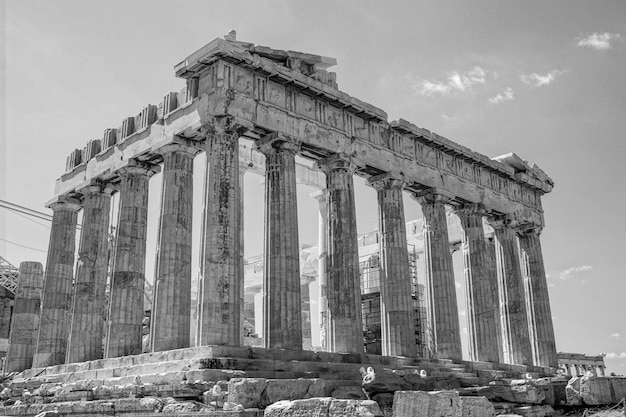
[33,196,80,368]
[519,228,558,368]
[6,262,44,372]
[106,161,158,358]
[492,218,533,366]
[455,204,501,363]
[414,190,462,361]
[258,133,302,350]
[301,275,315,350]
[238,159,248,345]
[311,190,329,351]
[598,366,606,377]
[67,183,113,363]
[151,142,199,352]
[317,154,363,354]
[368,173,416,357]
[198,121,245,346]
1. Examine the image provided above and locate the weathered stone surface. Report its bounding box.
[264,397,332,417]
[6,262,43,373]
[262,379,314,406]
[305,379,326,398]
[228,378,268,409]
[328,399,383,417]
[392,390,460,417]
[476,382,543,404]
[565,377,582,405]
[33,198,80,368]
[580,376,613,405]
[610,377,626,403]
[459,396,495,417]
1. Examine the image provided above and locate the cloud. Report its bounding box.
[611,333,622,339]
[577,32,622,50]
[520,70,567,87]
[489,87,515,104]
[558,265,592,281]
[420,66,489,96]
[606,352,626,359]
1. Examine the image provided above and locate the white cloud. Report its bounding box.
[420,66,489,96]
[606,352,626,359]
[489,87,515,104]
[577,32,622,50]
[520,70,566,87]
[558,265,592,281]
[611,332,622,339]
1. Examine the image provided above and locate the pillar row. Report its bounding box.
[258,133,302,350]
[492,219,533,366]
[106,161,158,358]
[519,228,558,368]
[6,262,44,372]
[198,121,245,347]
[67,183,114,363]
[33,196,80,368]
[456,204,501,363]
[317,154,363,354]
[368,173,416,357]
[414,190,462,361]
[151,142,199,352]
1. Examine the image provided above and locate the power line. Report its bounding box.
[0,200,53,221]
[0,236,47,253]
[6,209,51,229]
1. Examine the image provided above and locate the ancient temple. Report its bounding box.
[9,33,557,375]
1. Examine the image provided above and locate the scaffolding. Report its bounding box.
[0,257,18,294]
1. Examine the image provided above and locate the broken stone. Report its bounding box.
[392,390,460,417]
[262,379,313,406]
[264,397,332,416]
[228,378,268,409]
[610,377,626,403]
[328,399,383,416]
[459,396,495,417]
[565,377,582,405]
[580,377,613,405]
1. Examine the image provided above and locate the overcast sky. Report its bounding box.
[2,1,625,373]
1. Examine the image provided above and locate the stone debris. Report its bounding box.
[566,376,626,406]
[264,397,382,417]
[392,390,460,417]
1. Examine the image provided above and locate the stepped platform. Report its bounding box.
[0,345,557,416]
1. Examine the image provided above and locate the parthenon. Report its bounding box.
[15,32,557,376]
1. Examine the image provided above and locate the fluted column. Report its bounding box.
[67,183,114,363]
[455,204,501,363]
[238,160,248,345]
[33,196,80,368]
[317,154,363,354]
[414,190,462,360]
[519,228,558,367]
[492,218,533,366]
[258,133,302,350]
[151,142,199,352]
[6,262,44,372]
[311,190,329,351]
[106,161,158,358]
[198,121,245,346]
[368,173,416,357]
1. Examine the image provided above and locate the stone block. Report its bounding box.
[565,377,582,405]
[459,396,495,417]
[305,379,326,398]
[580,377,613,405]
[392,390,460,417]
[610,377,626,402]
[228,378,268,408]
[328,399,383,416]
[264,397,332,416]
[262,379,313,406]
[550,380,567,406]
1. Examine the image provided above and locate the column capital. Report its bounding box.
[411,188,455,205]
[367,172,406,191]
[45,195,82,211]
[78,180,116,199]
[158,138,202,157]
[316,153,361,174]
[255,132,301,156]
[117,159,161,177]
[517,223,544,237]
[488,214,521,230]
[202,116,250,137]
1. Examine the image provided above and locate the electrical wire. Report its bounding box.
[0,237,47,253]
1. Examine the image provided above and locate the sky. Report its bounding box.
[1,1,625,373]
